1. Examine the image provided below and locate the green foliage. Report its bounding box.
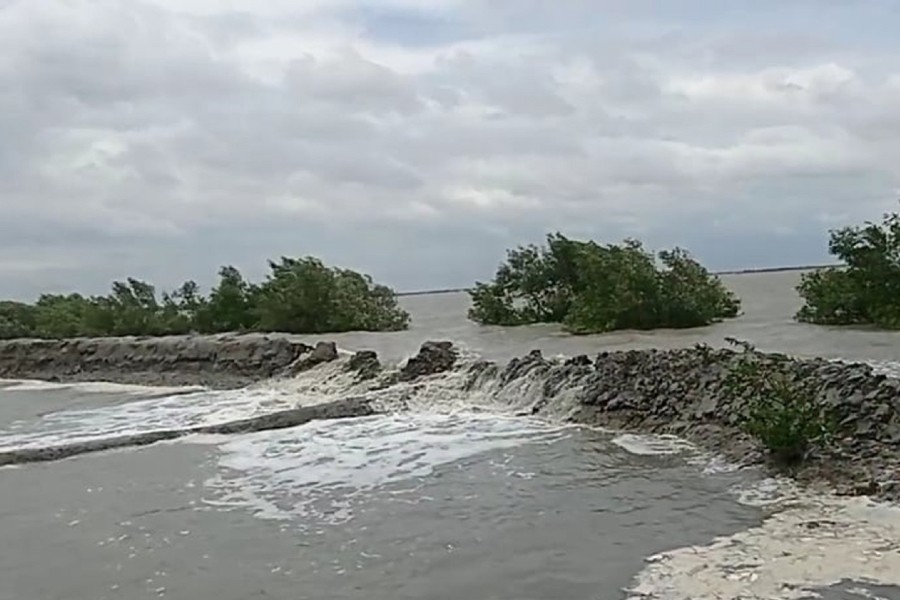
[469,233,740,333]
[723,338,835,464]
[797,209,900,328]
[200,267,257,333]
[0,259,408,339]
[0,301,37,339]
[254,257,409,334]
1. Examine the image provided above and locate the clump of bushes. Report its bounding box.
[0,257,409,339]
[723,338,834,464]
[797,208,900,328]
[468,233,740,334]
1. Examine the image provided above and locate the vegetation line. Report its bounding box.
[0,257,409,339]
[1,206,898,337]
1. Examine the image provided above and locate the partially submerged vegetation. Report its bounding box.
[722,338,835,465]
[468,234,740,334]
[797,209,900,328]
[0,257,409,339]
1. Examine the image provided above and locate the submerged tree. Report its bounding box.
[255,257,409,334]
[796,208,900,328]
[469,233,740,334]
[0,258,409,339]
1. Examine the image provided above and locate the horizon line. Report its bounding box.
[394,263,842,297]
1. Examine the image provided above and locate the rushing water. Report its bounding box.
[2,270,900,600]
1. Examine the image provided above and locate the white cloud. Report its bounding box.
[1,0,899,297]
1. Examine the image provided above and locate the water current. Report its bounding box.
[2,270,900,600]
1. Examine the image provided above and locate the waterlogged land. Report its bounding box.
[2,270,900,600]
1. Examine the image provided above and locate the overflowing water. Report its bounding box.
[2,270,900,599]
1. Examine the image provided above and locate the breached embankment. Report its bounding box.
[463,345,900,501]
[2,335,900,501]
[0,397,376,466]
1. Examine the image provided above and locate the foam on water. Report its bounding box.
[0,360,378,452]
[0,378,204,395]
[611,433,696,456]
[202,411,571,524]
[865,360,900,379]
[626,493,900,600]
[0,385,299,451]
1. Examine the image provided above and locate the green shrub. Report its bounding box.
[797,208,900,328]
[0,301,37,339]
[723,338,834,464]
[254,257,409,334]
[0,258,409,339]
[469,233,740,334]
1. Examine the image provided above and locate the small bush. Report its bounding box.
[469,233,740,334]
[723,338,834,464]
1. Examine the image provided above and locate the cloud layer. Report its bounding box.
[2,0,899,297]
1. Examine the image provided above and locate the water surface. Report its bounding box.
[2,270,900,600]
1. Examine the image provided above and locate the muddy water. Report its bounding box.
[2,270,900,600]
[314,270,900,369]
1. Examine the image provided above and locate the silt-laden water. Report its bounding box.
[2,270,900,600]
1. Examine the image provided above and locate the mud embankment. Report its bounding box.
[0,334,330,389]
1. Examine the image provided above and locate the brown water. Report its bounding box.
[290,271,900,369]
[1,270,900,600]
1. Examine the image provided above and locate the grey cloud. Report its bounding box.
[284,51,424,114]
[1,0,899,298]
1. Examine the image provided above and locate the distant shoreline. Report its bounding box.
[396,263,841,297]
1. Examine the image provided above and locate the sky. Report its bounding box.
[2,0,900,298]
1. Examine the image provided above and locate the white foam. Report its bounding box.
[729,476,801,507]
[202,411,570,524]
[626,493,900,600]
[865,360,900,379]
[0,386,301,451]
[612,433,696,456]
[0,378,203,395]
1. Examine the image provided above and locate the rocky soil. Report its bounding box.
[461,344,900,501]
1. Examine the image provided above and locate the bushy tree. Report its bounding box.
[0,258,408,339]
[33,294,94,338]
[797,209,900,328]
[255,257,409,333]
[469,233,740,334]
[0,301,37,339]
[160,281,205,335]
[199,267,257,332]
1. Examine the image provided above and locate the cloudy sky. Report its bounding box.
[2,0,899,298]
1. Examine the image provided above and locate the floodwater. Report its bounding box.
[2,269,900,600]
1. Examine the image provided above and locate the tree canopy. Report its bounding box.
[796,209,900,328]
[0,257,409,339]
[468,233,740,334]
